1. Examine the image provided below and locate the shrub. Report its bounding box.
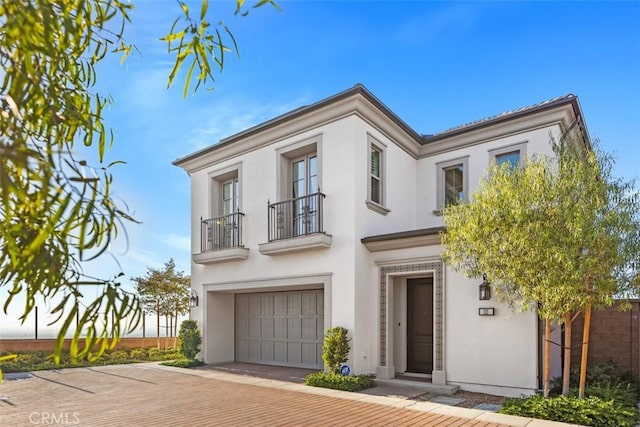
[109,350,129,361]
[305,372,375,392]
[178,320,202,360]
[129,348,147,360]
[145,346,181,361]
[552,361,640,398]
[0,346,189,373]
[146,346,161,358]
[0,354,17,382]
[500,394,638,427]
[575,382,639,409]
[160,359,205,368]
[322,327,350,374]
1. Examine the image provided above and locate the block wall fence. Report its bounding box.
[570,300,640,377]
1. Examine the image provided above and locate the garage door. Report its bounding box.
[235,290,324,369]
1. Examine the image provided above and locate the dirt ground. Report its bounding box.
[413,390,508,408]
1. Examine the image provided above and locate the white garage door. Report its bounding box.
[235,290,324,369]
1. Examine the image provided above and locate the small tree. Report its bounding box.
[132,259,190,348]
[322,327,350,374]
[178,320,202,360]
[442,136,640,397]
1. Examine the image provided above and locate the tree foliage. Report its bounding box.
[442,135,640,395]
[162,0,281,96]
[131,259,190,339]
[442,137,639,317]
[0,0,277,362]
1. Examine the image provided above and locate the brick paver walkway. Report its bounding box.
[0,364,557,426]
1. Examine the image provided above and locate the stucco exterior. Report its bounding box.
[174,84,586,396]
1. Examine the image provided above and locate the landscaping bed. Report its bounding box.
[0,347,184,373]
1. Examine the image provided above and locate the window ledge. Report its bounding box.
[366,200,391,216]
[193,247,249,264]
[258,233,332,256]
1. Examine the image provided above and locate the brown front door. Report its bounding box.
[407,278,434,374]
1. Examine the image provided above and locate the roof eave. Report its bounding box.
[361,227,445,252]
[172,84,423,169]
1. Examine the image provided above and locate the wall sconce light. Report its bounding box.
[479,273,491,301]
[189,290,199,308]
[478,307,495,316]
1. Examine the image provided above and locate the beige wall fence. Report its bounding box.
[0,337,177,353]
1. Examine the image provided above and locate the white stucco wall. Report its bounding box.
[351,120,420,375]
[416,124,564,229]
[444,267,538,396]
[366,244,539,396]
[180,93,574,394]
[188,116,367,367]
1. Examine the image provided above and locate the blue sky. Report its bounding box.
[2,1,639,335]
[67,0,640,296]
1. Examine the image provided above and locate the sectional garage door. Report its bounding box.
[235,290,324,369]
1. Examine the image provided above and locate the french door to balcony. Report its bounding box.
[291,154,318,236]
[220,177,239,247]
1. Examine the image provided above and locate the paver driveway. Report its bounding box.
[0,363,565,426]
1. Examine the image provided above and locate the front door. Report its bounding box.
[407,278,434,374]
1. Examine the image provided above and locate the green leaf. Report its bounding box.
[200,0,208,20]
[184,59,196,98]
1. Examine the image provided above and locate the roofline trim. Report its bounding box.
[173,84,423,167]
[361,226,445,243]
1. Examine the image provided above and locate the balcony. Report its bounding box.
[193,212,249,264]
[259,192,332,256]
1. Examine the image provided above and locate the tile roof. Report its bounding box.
[422,94,577,143]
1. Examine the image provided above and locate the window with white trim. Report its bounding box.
[366,136,390,215]
[370,145,382,204]
[273,136,323,239]
[276,136,321,201]
[206,164,243,250]
[444,164,464,206]
[221,177,239,216]
[435,156,469,214]
[290,152,318,235]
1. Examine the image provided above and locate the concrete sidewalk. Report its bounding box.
[0,363,576,426]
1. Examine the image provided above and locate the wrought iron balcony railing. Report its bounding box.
[267,192,325,242]
[201,212,244,252]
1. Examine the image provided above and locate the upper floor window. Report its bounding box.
[277,135,321,201]
[489,142,527,170]
[444,164,464,206]
[366,135,390,215]
[495,151,520,169]
[221,177,239,216]
[209,164,242,217]
[290,153,319,236]
[204,164,243,251]
[370,146,382,204]
[272,136,324,239]
[292,153,318,198]
[435,156,469,214]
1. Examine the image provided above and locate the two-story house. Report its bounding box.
[173,84,587,396]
